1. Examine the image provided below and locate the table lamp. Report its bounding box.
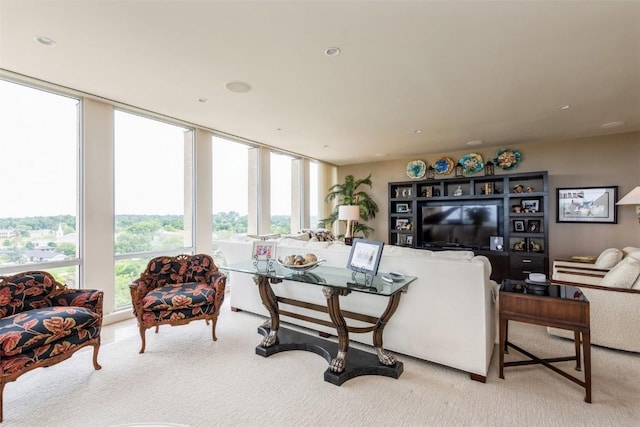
[617,186,640,223]
[338,205,360,245]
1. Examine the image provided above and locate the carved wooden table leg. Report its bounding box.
[323,286,351,373]
[254,275,281,347]
[372,291,402,365]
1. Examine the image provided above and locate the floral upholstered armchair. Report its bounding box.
[0,271,103,422]
[129,254,226,353]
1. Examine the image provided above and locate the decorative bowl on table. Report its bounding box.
[276,257,326,273]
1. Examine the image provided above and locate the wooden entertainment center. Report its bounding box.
[388,171,549,282]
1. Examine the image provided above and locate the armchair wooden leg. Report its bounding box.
[211,317,218,341]
[139,327,147,354]
[92,341,102,370]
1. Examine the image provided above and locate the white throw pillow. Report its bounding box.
[622,246,640,258]
[600,257,640,289]
[594,248,623,268]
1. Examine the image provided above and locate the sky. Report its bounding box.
[0,79,312,219]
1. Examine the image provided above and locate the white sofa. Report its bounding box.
[214,236,498,381]
[550,247,640,352]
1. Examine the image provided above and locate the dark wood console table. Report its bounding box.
[226,261,415,385]
[499,280,591,402]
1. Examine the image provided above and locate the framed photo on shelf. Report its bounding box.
[556,186,618,224]
[406,235,413,245]
[513,220,525,232]
[395,218,410,230]
[396,203,410,213]
[520,198,540,213]
[527,219,541,233]
[398,234,407,245]
[252,240,277,261]
[346,239,384,276]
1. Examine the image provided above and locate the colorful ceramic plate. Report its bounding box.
[433,157,454,175]
[458,153,484,175]
[495,148,521,170]
[406,160,427,179]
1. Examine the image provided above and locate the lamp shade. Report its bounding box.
[338,205,360,221]
[616,186,640,205]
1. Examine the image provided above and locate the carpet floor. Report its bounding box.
[3,303,639,426]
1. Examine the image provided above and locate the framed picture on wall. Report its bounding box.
[556,186,618,223]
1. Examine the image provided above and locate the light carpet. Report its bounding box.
[3,303,639,427]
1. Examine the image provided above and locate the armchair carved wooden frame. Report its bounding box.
[129,254,226,353]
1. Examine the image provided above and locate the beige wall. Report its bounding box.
[338,131,640,261]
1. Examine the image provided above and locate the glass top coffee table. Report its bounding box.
[225,261,416,385]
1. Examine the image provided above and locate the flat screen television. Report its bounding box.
[420,201,502,250]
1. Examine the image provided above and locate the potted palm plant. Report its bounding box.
[319,174,379,238]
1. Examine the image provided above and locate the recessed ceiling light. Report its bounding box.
[325,47,341,57]
[414,130,423,134]
[34,36,56,47]
[467,140,483,146]
[197,98,208,103]
[224,81,252,93]
[559,104,571,110]
[601,120,626,129]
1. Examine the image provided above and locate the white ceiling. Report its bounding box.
[1,1,639,165]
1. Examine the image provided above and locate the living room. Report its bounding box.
[1,1,639,425]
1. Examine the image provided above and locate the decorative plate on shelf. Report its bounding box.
[433,157,454,175]
[406,160,427,179]
[458,153,484,175]
[495,148,521,170]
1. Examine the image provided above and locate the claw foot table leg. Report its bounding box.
[254,274,280,347]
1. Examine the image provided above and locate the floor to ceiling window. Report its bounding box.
[270,151,294,234]
[309,161,320,228]
[212,135,250,240]
[113,110,194,309]
[0,80,81,285]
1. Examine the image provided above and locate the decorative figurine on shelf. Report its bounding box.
[526,186,535,193]
[512,204,522,213]
[484,160,495,176]
[513,184,524,193]
[426,166,435,180]
[453,185,463,196]
[454,162,464,177]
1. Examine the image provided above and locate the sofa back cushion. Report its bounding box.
[600,257,640,289]
[594,248,623,268]
[0,272,56,318]
[145,254,215,287]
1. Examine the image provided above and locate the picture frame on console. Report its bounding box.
[556,186,618,224]
[346,238,384,276]
[252,241,277,261]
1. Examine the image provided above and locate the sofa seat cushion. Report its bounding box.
[142,282,216,312]
[0,306,102,357]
